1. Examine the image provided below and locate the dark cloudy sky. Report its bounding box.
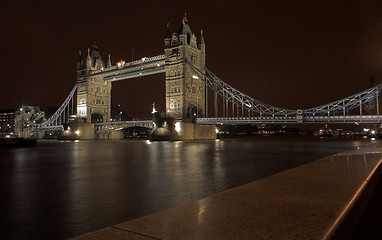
[1,0,382,118]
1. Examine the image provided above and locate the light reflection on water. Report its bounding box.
[0,137,370,239]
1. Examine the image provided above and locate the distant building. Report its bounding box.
[0,109,16,135]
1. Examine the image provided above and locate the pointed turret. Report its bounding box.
[77,50,82,69]
[183,13,188,24]
[200,29,205,45]
[165,23,171,47]
[86,48,91,69]
[199,29,205,53]
[178,13,192,44]
[107,54,112,68]
[89,42,105,69]
[166,23,171,39]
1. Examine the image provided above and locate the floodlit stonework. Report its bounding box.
[164,15,206,119]
[76,43,112,123]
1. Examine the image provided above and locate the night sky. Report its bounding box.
[1,0,382,118]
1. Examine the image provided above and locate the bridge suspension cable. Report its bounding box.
[186,59,382,118]
[35,84,77,129]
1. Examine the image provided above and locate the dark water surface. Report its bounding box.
[0,137,371,239]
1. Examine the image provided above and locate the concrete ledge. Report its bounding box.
[323,154,382,239]
[70,141,382,240]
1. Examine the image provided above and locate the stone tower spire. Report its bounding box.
[86,48,91,69]
[107,54,112,68]
[200,29,205,45]
[165,23,171,47]
[76,50,82,69]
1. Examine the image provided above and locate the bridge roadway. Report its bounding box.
[29,114,382,133]
[196,115,382,124]
[70,140,382,239]
[94,120,152,132]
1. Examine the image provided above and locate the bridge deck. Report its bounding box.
[70,141,382,240]
[197,115,382,124]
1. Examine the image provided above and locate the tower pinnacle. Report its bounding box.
[183,13,188,23]
[200,29,205,44]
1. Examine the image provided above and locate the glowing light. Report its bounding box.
[152,103,157,114]
[75,130,80,135]
[175,122,181,132]
[117,59,125,69]
[364,128,369,132]
[192,75,199,79]
[215,128,219,134]
[5,135,10,138]
[141,57,147,62]
[371,130,375,134]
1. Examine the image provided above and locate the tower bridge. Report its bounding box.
[16,15,382,140]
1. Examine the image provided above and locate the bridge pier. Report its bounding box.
[60,123,124,140]
[150,114,216,141]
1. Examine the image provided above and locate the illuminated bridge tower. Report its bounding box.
[76,43,112,123]
[164,15,206,120]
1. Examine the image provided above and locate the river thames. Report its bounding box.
[0,137,373,239]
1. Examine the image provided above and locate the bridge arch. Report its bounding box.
[91,113,103,123]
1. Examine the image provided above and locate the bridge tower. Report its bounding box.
[164,15,206,120]
[76,43,112,123]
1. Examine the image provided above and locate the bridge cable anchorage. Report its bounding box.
[186,60,382,124]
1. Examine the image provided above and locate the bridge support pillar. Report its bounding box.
[150,114,216,141]
[96,130,124,140]
[59,123,96,140]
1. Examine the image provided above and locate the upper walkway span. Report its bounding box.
[88,55,165,82]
